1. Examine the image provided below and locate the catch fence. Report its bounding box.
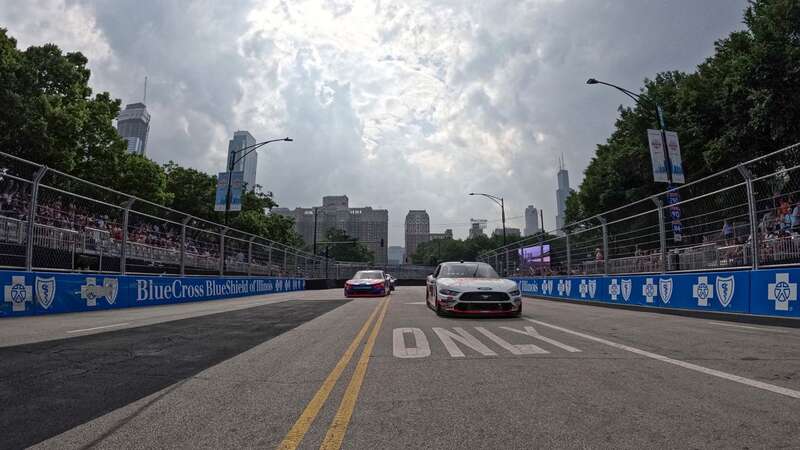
[479,142,800,277]
[0,151,364,279]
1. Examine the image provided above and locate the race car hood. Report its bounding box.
[437,278,517,292]
[347,278,384,285]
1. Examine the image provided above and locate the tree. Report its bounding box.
[321,228,373,263]
[0,28,127,176]
[411,234,527,265]
[566,0,800,224]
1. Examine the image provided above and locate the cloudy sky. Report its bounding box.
[1,0,747,245]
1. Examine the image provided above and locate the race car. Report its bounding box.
[344,270,390,297]
[425,261,522,317]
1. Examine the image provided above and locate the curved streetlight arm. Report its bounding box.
[231,137,293,168]
[469,192,503,207]
[586,78,665,128]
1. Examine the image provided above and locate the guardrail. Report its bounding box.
[481,142,800,278]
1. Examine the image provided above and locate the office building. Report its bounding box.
[492,228,521,238]
[116,102,151,156]
[227,131,258,192]
[405,210,431,263]
[524,205,540,236]
[555,155,570,233]
[430,229,453,240]
[469,219,487,239]
[388,246,405,265]
[274,195,389,263]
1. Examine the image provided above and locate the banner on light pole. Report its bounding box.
[647,129,669,183]
[664,131,685,184]
[214,171,244,212]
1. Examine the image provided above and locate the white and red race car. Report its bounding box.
[425,261,522,317]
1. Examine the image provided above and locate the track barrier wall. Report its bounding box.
[513,267,800,319]
[0,270,304,318]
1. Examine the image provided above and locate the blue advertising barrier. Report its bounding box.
[0,271,305,318]
[513,268,800,318]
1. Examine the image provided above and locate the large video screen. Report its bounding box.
[518,244,550,265]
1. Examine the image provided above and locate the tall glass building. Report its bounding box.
[116,103,151,156]
[227,131,258,192]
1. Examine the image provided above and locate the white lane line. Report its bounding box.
[708,322,789,334]
[501,326,581,353]
[66,323,131,334]
[526,318,800,400]
[405,302,427,305]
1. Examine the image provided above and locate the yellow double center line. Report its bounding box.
[278,297,390,450]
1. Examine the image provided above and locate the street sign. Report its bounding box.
[647,129,669,183]
[665,131,685,184]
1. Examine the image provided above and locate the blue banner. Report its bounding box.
[512,268,800,317]
[1,271,305,318]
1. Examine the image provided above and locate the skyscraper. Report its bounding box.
[524,205,540,236]
[116,102,151,156]
[227,131,258,192]
[405,210,430,263]
[555,155,570,232]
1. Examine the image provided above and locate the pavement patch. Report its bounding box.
[0,299,348,450]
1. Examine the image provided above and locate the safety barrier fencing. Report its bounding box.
[480,142,800,278]
[512,266,800,319]
[0,150,380,279]
[0,269,304,317]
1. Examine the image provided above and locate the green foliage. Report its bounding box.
[411,234,527,265]
[566,0,800,223]
[0,28,302,247]
[322,228,373,263]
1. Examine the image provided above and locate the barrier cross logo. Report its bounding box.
[35,276,56,309]
[621,279,632,302]
[715,276,735,308]
[4,275,32,312]
[80,277,118,307]
[767,273,797,312]
[642,278,658,303]
[609,279,620,301]
[579,280,588,298]
[692,276,714,307]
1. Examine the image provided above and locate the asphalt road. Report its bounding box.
[1,287,798,449]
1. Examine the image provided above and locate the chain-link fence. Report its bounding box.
[0,150,352,278]
[479,142,800,277]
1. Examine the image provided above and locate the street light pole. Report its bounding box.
[469,192,507,273]
[224,137,293,225]
[586,78,673,184]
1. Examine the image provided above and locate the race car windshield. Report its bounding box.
[439,263,499,278]
[353,270,384,279]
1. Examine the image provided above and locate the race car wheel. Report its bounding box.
[435,294,444,316]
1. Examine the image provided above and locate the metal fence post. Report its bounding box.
[25,167,48,271]
[120,198,135,274]
[283,248,288,274]
[737,164,759,269]
[179,216,190,276]
[652,198,667,273]
[267,244,273,275]
[599,217,609,275]
[247,236,255,276]
[219,228,228,276]
[565,231,571,275]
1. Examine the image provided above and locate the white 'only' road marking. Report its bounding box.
[66,322,131,334]
[526,318,800,400]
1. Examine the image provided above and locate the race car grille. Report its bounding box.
[459,291,510,302]
[455,302,513,312]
